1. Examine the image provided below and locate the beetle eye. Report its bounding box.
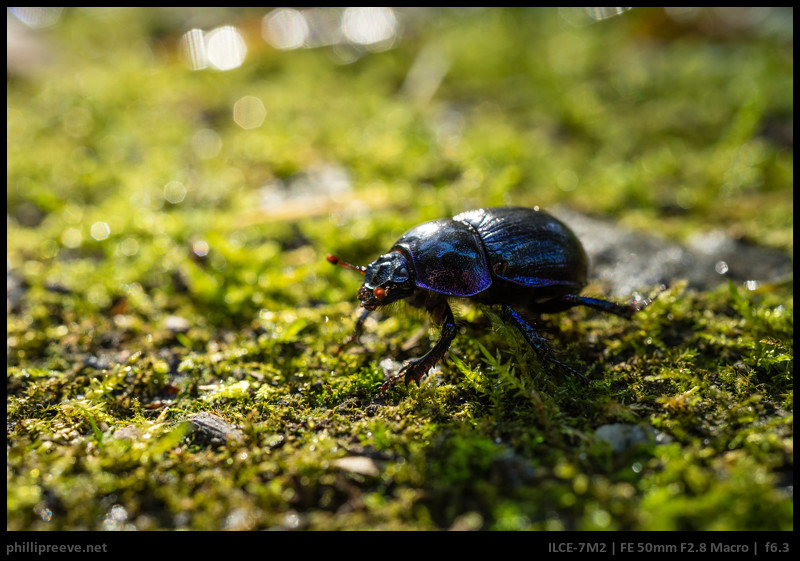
[373,287,387,300]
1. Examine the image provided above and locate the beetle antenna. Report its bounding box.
[327,254,366,274]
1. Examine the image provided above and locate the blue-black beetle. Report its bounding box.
[328,206,656,390]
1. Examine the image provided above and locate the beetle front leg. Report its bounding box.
[336,308,371,354]
[380,301,457,391]
[501,304,589,384]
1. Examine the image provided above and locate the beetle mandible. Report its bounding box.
[328,206,656,391]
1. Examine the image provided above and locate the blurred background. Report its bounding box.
[6,7,794,531]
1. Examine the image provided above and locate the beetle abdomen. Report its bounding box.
[393,218,492,297]
[455,207,587,294]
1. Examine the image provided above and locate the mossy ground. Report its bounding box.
[7,8,792,531]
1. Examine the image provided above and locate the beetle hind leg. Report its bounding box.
[559,285,665,319]
[501,304,589,384]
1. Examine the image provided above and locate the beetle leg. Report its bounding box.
[501,305,589,384]
[336,308,371,354]
[380,301,457,391]
[559,286,663,319]
[559,294,636,319]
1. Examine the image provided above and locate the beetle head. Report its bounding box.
[359,251,415,310]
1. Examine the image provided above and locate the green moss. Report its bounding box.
[7,8,792,530]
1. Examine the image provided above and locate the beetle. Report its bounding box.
[328,206,656,391]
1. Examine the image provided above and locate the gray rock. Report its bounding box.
[594,423,672,452]
[551,207,791,297]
